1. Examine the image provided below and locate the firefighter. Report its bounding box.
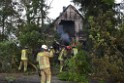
[58,46,67,72]
[58,45,73,72]
[49,46,57,65]
[66,46,72,58]
[49,46,55,54]
[72,45,78,58]
[18,46,28,72]
[36,45,53,83]
[71,41,78,58]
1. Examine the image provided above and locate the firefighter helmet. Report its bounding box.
[41,45,48,50]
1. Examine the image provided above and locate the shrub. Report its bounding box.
[58,50,92,82]
[0,41,20,72]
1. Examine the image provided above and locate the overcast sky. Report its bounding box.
[47,0,122,19]
[13,0,123,20]
[47,0,74,19]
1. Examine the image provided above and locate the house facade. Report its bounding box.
[54,5,86,44]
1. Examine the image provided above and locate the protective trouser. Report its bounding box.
[40,67,51,83]
[59,60,64,72]
[18,60,28,72]
[72,48,78,58]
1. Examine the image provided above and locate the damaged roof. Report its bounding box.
[54,4,84,23]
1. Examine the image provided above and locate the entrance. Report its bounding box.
[60,20,75,37]
[57,20,75,45]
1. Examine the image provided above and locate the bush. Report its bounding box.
[0,41,20,72]
[58,50,91,82]
[91,54,124,82]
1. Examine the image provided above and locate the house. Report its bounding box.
[53,5,87,44]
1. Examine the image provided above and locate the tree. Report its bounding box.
[0,0,17,41]
[13,0,51,50]
[72,0,124,82]
[14,0,50,42]
[72,0,114,17]
[18,23,43,49]
[19,0,49,27]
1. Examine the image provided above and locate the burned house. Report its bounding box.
[54,5,86,44]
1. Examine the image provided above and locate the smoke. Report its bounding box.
[57,25,70,44]
[57,25,64,34]
[60,33,70,43]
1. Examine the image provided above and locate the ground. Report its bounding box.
[0,73,73,83]
[0,73,116,83]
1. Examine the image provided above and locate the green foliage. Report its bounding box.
[58,71,89,83]
[58,50,91,82]
[18,24,43,48]
[0,41,20,72]
[58,71,70,81]
[72,0,124,82]
[88,4,124,82]
[20,0,49,26]
[0,0,18,41]
[102,0,114,5]
[5,76,16,83]
[91,52,124,82]
[72,0,114,17]
[69,50,91,75]
[98,80,105,83]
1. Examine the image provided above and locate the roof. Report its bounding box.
[54,4,84,24]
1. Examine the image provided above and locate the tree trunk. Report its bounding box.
[1,15,5,41]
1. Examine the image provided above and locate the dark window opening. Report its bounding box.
[59,20,75,37]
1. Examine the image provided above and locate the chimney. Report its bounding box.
[63,6,66,11]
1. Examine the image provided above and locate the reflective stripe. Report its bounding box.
[58,48,65,61]
[37,52,51,69]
